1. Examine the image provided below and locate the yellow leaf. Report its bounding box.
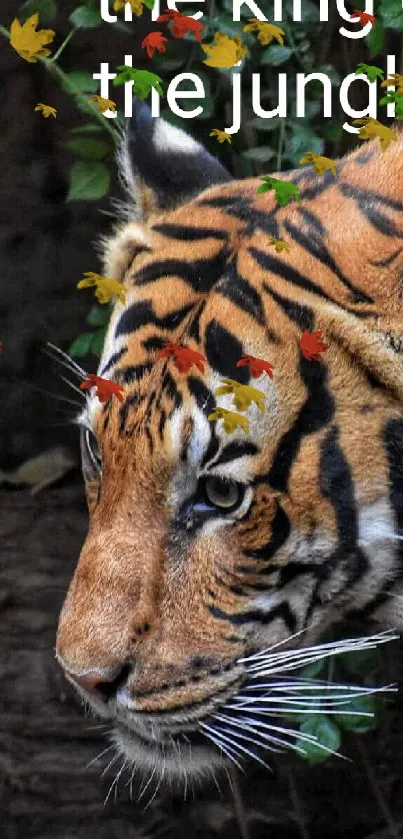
[209,129,232,144]
[300,151,337,176]
[114,0,144,14]
[267,237,290,253]
[35,102,57,118]
[77,272,126,305]
[214,378,266,413]
[380,73,403,95]
[87,95,117,113]
[243,18,285,46]
[10,13,55,63]
[207,408,249,435]
[202,32,247,69]
[353,117,398,152]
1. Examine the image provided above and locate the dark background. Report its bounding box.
[1,1,403,837]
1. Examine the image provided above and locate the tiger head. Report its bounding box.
[56,103,403,783]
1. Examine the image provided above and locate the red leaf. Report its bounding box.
[299,330,329,362]
[236,354,274,379]
[350,10,376,25]
[156,342,206,374]
[80,374,124,403]
[141,31,168,58]
[157,8,204,41]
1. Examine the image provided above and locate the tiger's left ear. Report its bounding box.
[118,100,233,222]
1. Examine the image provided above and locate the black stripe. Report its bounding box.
[296,205,326,237]
[187,302,205,344]
[383,419,403,562]
[262,282,314,331]
[115,300,194,338]
[370,247,402,267]
[134,250,229,293]
[216,259,266,325]
[142,336,166,353]
[209,441,259,468]
[162,371,182,409]
[204,320,249,382]
[283,220,373,304]
[114,362,153,384]
[152,223,228,241]
[244,501,291,563]
[266,357,335,493]
[340,183,403,236]
[100,348,127,376]
[249,247,344,308]
[119,393,140,436]
[187,377,216,414]
[299,169,339,201]
[208,601,296,632]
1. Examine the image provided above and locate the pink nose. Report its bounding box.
[67,666,129,701]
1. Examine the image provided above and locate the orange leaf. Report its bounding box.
[236,354,274,379]
[156,342,206,374]
[157,8,204,41]
[80,374,124,403]
[299,330,329,362]
[141,31,168,58]
[349,10,375,25]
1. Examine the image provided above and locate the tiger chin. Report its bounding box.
[56,102,403,785]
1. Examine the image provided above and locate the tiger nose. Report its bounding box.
[67,664,131,701]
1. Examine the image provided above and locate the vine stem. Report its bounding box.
[49,29,75,63]
[0,25,117,143]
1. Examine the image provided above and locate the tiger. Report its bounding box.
[56,101,403,785]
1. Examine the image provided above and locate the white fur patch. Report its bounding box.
[152,117,200,156]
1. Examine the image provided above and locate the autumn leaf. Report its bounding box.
[77,272,126,305]
[114,66,164,99]
[349,10,376,26]
[355,63,384,83]
[157,9,204,41]
[35,103,57,118]
[156,342,206,374]
[201,32,247,69]
[243,18,285,46]
[352,117,398,151]
[210,129,232,144]
[214,378,266,413]
[300,151,337,176]
[141,31,168,58]
[299,330,329,361]
[257,176,301,207]
[207,407,249,435]
[10,13,55,63]
[80,374,124,404]
[381,73,403,95]
[236,354,274,380]
[87,95,117,113]
[267,238,290,253]
[114,0,145,15]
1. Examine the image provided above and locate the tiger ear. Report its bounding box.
[118,101,232,222]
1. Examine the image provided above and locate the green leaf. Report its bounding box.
[298,659,326,680]
[379,0,403,29]
[338,647,379,677]
[86,304,111,327]
[90,326,108,357]
[66,161,110,202]
[69,331,94,358]
[65,137,111,160]
[242,146,275,163]
[337,694,376,733]
[19,0,57,23]
[247,116,281,132]
[69,123,104,135]
[69,6,103,28]
[297,716,341,765]
[288,122,324,157]
[367,20,385,56]
[143,0,155,8]
[316,64,341,86]
[61,71,99,95]
[260,45,293,66]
